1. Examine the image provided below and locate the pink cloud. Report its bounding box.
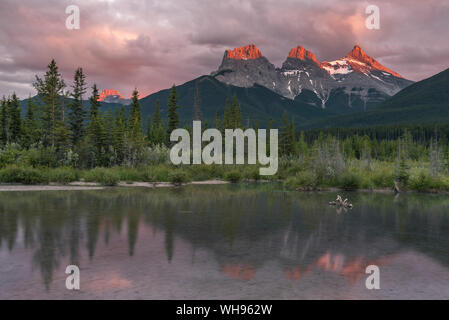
[0,0,448,99]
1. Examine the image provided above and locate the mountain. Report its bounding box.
[137,75,335,128]
[301,67,449,129]
[212,44,413,112]
[99,89,131,105]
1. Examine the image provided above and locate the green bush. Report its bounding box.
[338,171,361,191]
[0,165,48,185]
[115,167,143,182]
[224,170,242,183]
[168,170,190,185]
[371,167,394,188]
[48,167,78,184]
[284,171,316,190]
[83,168,120,186]
[409,170,442,191]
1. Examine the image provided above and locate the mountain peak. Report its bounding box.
[99,89,124,101]
[346,44,366,60]
[224,44,263,60]
[345,45,403,78]
[288,46,320,66]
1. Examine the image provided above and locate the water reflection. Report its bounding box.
[0,185,449,299]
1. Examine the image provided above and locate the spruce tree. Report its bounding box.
[9,93,21,143]
[193,80,201,121]
[22,96,39,148]
[166,85,179,143]
[69,67,87,145]
[230,95,241,129]
[112,106,126,163]
[0,97,8,146]
[223,99,231,130]
[151,100,165,145]
[33,59,66,147]
[215,110,221,131]
[128,89,142,137]
[89,84,101,121]
[146,115,152,142]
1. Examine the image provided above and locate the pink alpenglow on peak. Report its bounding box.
[99,89,124,101]
[224,44,263,60]
[344,45,404,78]
[288,46,321,66]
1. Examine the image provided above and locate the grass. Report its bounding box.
[1,159,449,192]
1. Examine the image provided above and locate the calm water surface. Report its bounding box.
[0,184,448,299]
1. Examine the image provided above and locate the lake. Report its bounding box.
[0,184,449,299]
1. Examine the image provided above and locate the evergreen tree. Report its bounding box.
[230,95,241,129]
[33,59,66,147]
[166,85,179,143]
[128,89,142,137]
[280,112,296,155]
[0,97,8,146]
[223,99,232,130]
[89,84,101,120]
[215,110,221,131]
[146,115,152,142]
[151,100,165,145]
[69,67,87,145]
[193,80,201,121]
[22,96,39,148]
[8,93,21,143]
[112,106,126,163]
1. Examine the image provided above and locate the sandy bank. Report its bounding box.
[0,185,104,192]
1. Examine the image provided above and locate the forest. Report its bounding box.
[1,59,449,192]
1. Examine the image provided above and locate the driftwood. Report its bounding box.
[393,180,400,194]
[329,195,353,208]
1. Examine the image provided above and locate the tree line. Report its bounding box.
[1,59,448,170]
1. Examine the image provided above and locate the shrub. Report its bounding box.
[48,167,78,184]
[243,167,261,181]
[168,170,190,185]
[224,170,242,183]
[408,170,442,191]
[0,165,48,185]
[371,167,394,188]
[83,168,120,186]
[284,171,317,190]
[116,167,143,182]
[338,171,361,191]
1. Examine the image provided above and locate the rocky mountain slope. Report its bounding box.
[212,44,413,112]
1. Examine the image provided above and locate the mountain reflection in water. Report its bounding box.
[0,184,448,299]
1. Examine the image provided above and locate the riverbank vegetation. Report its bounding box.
[1,60,449,192]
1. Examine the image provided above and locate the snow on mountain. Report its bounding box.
[212,44,413,111]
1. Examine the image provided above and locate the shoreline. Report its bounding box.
[0,180,230,191]
[0,180,448,194]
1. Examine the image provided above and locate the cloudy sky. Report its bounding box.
[0,0,448,99]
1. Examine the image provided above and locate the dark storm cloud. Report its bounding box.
[0,0,448,98]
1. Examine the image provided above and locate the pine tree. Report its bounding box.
[151,100,165,145]
[280,112,296,155]
[223,99,231,130]
[22,96,39,148]
[9,93,21,143]
[89,84,101,120]
[112,106,126,163]
[215,110,221,131]
[166,85,179,143]
[146,115,152,142]
[0,97,8,146]
[69,67,87,145]
[33,59,66,147]
[128,89,142,137]
[193,80,201,121]
[127,89,145,164]
[230,95,241,129]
